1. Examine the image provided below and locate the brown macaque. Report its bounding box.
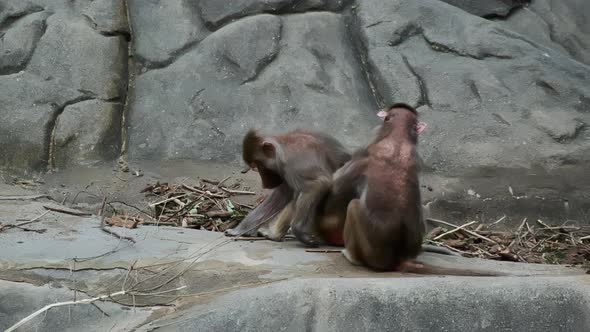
[316,132,457,256]
[224,129,351,245]
[334,103,504,276]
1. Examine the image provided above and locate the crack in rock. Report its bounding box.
[0,4,44,31]
[388,24,422,47]
[422,34,513,60]
[82,13,132,42]
[401,55,431,108]
[535,80,559,96]
[136,37,203,71]
[119,0,133,157]
[492,113,511,126]
[365,20,392,29]
[16,266,127,273]
[468,79,482,101]
[45,96,97,171]
[200,0,350,31]
[347,7,384,108]
[241,21,283,85]
[0,13,50,76]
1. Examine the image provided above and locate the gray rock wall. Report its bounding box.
[354,0,590,174]
[0,0,128,171]
[1,1,589,198]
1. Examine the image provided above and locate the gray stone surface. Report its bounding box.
[503,0,590,66]
[1,0,588,202]
[198,0,349,29]
[3,1,590,330]
[53,100,123,168]
[81,0,129,37]
[353,0,590,173]
[439,0,529,18]
[0,281,152,332]
[0,196,587,331]
[128,12,375,162]
[0,0,128,172]
[0,10,46,75]
[128,0,209,65]
[147,277,590,332]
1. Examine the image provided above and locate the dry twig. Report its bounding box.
[433,220,477,240]
[0,210,51,233]
[0,194,48,200]
[305,248,342,253]
[43,204,91,217]
[427,218,498,244]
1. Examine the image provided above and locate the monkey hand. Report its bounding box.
[224,226,257,237]
[291,225,320,247]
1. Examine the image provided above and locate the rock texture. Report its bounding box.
[128,11,375,161]
[438,0,529,18]
[1,0,590,217]
[0,196,587,331]
[353,0,590,173]
[0,0,128,171]
[53,100,122,168]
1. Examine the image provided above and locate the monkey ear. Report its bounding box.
[261,141,275,158]
[377,110,388,119]
[416,122,427,135]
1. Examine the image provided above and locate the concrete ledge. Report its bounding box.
[1,184,588,331]
[145,276,590,332]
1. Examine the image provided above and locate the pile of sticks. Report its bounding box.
[106,177,258,232]
[104,177,589,269]
[426,217,590,267]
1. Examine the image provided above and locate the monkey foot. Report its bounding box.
[224,228,239,237]
[292,228,320,247]
[342,249,363,266]
[396,260,424,272]
[258,227,284,242]
[224,227,255,237]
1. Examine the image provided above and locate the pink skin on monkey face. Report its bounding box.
[377,111,427,135]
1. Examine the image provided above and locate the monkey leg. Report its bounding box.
[421,244,459,256]
[341,199,365,266]
[290,175,332,247]
[342,248,362,266]
[225,183,293,237]
[259,200,295,241]
[317,194,348,246]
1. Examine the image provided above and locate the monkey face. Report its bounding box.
[251,161,284,189]
[377,106,427,135]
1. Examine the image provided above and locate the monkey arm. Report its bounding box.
[332,157,368,196]
[225,183,293,237]
[290,174,332,246]
[281,154,334,246]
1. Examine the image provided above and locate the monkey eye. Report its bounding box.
[384,115,391,121]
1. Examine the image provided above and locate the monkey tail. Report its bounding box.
[399,260,509,277]
[421,244,460,256]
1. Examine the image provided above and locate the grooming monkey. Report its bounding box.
[224,129,351,246]
[334,103,504,275]
[226,126,457,257]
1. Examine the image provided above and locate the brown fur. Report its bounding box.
[337,104,504,276]
[226,129,351,244]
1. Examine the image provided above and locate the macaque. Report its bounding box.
[224,129,351,245]
[334,103,504,276]
[314,131,456,255]
[227,125,459,257]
